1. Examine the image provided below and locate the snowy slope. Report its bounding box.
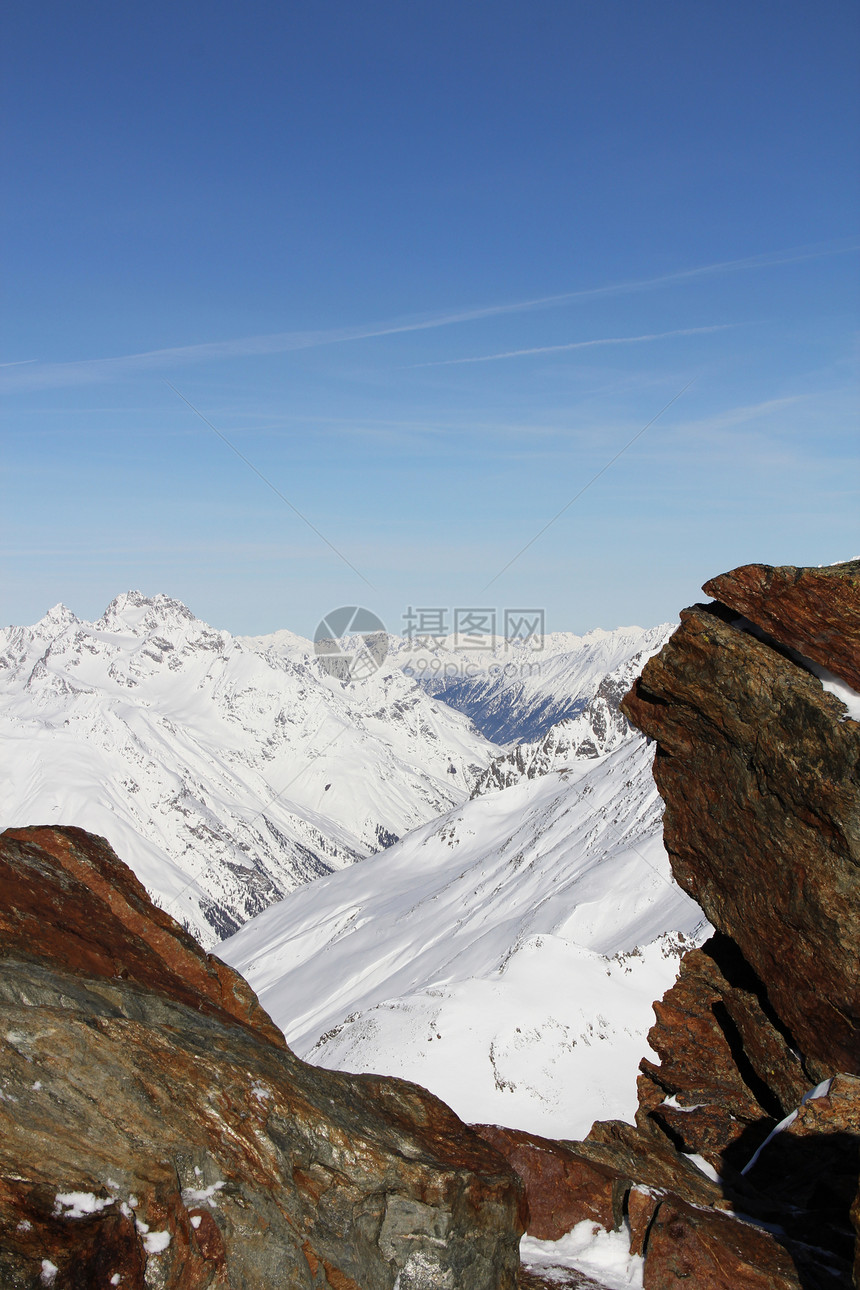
[220,734,708,1138]
[470,645,663,796]
[389,625,675,743]
[0,593,496,945]
[2,590,703,1137]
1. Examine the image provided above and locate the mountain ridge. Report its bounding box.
[0,593,496,945]
[0,592,669,948]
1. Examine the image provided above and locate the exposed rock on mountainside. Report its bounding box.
[703,558,860,692]
[0,825,525,1288]
[408,625,674,745]
[623,561,860,1075]
[494,560,860,1288]
[635,933,809,1167]
[472,1122,721,1242]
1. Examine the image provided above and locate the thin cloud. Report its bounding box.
[2,238,856,392]
[413,323,742,367]
[681,394,807,433]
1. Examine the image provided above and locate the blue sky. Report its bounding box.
[2,1,858,637]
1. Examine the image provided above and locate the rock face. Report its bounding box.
[622,574,860,1075]
[0,825,525,1288]
[703,557,860,692]
[471,1125,632,1240]
[636,933,810,1168]
[472,1120,720,1239]
[642,1197,804,1290]
[488,560,860,1288]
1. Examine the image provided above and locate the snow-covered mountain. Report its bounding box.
[0,593,496,945]
[1,590,702,1136]
[389,625,675,743]
[470,644,663,796]
[252,621,676,746]
[221,733,708,1139]
[0,590,682,1027]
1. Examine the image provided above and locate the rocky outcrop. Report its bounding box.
[635,933,810,1169]
[0,825,525,1288]
[631,558,860,1283]
[642,1197,805,1290]
[473,1120,720,1237]
[472,1125,636,1240]
[484,559,860,1288]
[622,569,860,1075]
[703,558,860,692]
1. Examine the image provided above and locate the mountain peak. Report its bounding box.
[97,591,200,635]
[35,603,80,632]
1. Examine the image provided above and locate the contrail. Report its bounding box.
[413,323,740,367]
[2,239,855,392]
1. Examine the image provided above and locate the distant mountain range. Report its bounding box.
[0,593,492,944]
[0,590,705,1135]
[0,593,675,948]
[398,624,673,744]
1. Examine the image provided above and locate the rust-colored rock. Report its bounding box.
[0,824,283,1046]
[0,825,525,1288]
[471,1124,621,1238]
[608,560,860,1284]
[703,557,860,692]
[525,560,860,1287]
[642,1197,803,1289]
[627,1185,660,1257]
[782,1071,860,1138]
[579,1119,721,1209]
[621,597,860,1074]
[636,933,809,1169]
[497,561,860,1287]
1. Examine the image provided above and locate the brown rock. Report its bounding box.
[786,1071,860,1137]
[703,557,860,692]
[473,1117,724,1266]
[471,1124,621,1238]
[643,1197,803,1289]
[579,1119,721,1209]
[0,825,525,1288]
[583,562,860,1286]
[621,598,860,1074]
[637,946,765,1150]
[627,1184,660,1257]
[0,824,283,1047]
[636,934,808,1169]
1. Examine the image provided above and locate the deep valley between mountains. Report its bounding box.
[0,560,858,1287]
